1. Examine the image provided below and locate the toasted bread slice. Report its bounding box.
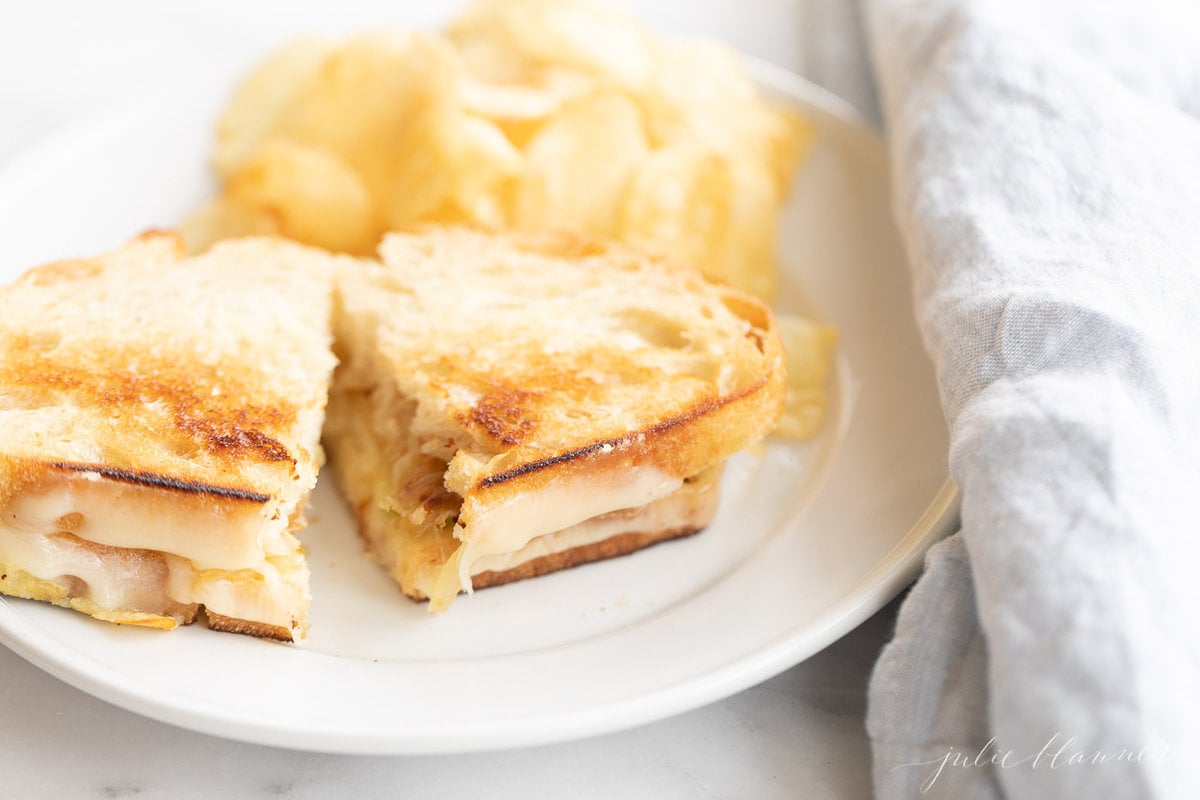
[328,227,785,609]
[0,232,339,640]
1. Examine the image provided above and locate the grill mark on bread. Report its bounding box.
[476,372,771,489]
[49,462,271,503]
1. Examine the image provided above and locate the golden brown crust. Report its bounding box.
[1,456,272,518]
[458,351,784,531]
[476,369,774,490]
[456,385,539,446]
[0,231,339,511]
[205,609,295,642]
[0,356,298,467]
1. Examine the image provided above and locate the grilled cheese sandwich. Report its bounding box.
[0,225,786,633]
[0,233,339,640]
[327,227,785,610]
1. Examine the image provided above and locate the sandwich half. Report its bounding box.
[0,232,338,640]
[327,227,785,610]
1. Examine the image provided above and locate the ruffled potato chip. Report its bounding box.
[214,37,335,180]
[224,138,377,254]
[515,92,648,237]
[449,0,655,89]
[775,314,839,440]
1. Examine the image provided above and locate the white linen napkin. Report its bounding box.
[860,0,1200,797]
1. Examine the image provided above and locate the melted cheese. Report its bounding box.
[0,474,305,634]
[4,472,286,570]
[0,526,176,614]
[467,467,719,576]
[452,466,683,597]
[329,387,709,611]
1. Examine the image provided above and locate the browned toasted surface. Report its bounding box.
[205,610,295,642]
[0,231,338,510]
[0,352,296,463]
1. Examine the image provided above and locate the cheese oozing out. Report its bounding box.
[451,464,684,597]
[0,469,309,636]
[465,466,722,577]
[326,385,715,611]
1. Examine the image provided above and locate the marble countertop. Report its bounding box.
[0,3,894,797]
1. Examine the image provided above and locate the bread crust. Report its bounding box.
[205,610,295,642]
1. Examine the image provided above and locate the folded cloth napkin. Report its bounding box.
[860,0,1200,797]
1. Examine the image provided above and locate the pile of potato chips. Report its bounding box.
[184,0,837,439]
[186,0,811,296]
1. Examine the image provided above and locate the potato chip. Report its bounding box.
[225,138,377,254]
[276,32,462,212]
[200,5,812,300]
[459,77,571,147]
[775,314,839,440]
[193,3,831,439]
[515,92,649,237]
[641,39,758,137]
[446,114,523,225]
[214,37,334,180]
[638,40,814,195]
[619,146,779,299]
[765,107,818,197]
[714,162,781,300]
[450,0,654,89]
[461,77,563,123]
[619,143,732,271]
[380,107,523,229]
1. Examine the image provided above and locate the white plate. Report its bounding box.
[0,62,955,755]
